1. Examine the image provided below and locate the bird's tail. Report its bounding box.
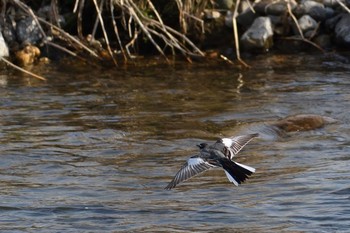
[220,159,255,186]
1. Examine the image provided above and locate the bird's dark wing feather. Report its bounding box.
[165,157,215,190]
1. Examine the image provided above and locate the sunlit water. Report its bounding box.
[0,54,349,232]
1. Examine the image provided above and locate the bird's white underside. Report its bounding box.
[187,157,205,166]
[221,138,233,147]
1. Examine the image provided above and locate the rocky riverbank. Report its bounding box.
[207,0,350,53]
[228,0,350,50]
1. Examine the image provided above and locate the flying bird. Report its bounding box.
[165,133,258,190]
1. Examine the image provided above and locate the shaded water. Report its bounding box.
[0,54,350,232]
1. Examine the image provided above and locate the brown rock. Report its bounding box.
[272,114,337,132]
[15,45,41,66]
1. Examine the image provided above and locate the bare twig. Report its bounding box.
[232,0,250,68]
[335,0,350,14]
[220,54,235,65]
[1,57,47,81]
[287,2,304,39]
[109,0,127,60]
[77,0,86,39]
[38,17,100,58]
[126,0,169,61]
[92,0,118,66]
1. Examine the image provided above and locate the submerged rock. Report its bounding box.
[271,114,337,132]
[224,114,336,142]
[15,44,41,66]
[240,17,273,51]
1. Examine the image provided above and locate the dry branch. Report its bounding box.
[1,57,47,81]
[232,0,250,68]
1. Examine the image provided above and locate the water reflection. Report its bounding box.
[0,54,349,232]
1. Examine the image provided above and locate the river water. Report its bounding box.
[0,54,349,232]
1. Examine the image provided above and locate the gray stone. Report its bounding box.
[268,15,289,36]
[216,0,234,9]
[314,34,332,49]
[304,30,315,38]
[297,0,329,21]
[204,10,221,19]
[236,9,258,28]
[226,11,256,29]
[0,30,9,57]
[16,16,43,45]
[323,0,345,7]
[255,0,297,15]
[240,17,274,51]
[298,15,318,33]
[325,14,343,31]
[334,14,350,47]
[1,22,16,46]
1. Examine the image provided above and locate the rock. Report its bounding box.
[295,0,329,21]
[272,114,337,132]
[1,21,17,48]
[297,15,318,33]
[236,9,257,29]
[239,0,251,12]
[314,34,332,49]
[204,10,221,20]
[325,14,343,31]
[240,17,274,51]
[15,44,41,66]
[323,0,345,8]
[216,0,234,9]
[255,0,298,15]
[324,7,335,19]
[334,14,350,47]
[236,10,257,29]
[268,15,290,36]
[224,114,337,141]
[0,30,9,57]
[16,16,43,45]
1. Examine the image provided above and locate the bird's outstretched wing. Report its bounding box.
[219,133,259,159]
[165,156,215,190]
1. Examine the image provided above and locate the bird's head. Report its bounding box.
[196,143,208,149]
